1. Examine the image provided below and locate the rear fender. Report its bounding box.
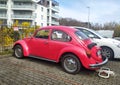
[57,47,98,69]
[13,40,29,56]
[57,47,87,63]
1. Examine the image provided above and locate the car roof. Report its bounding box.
[40,26,78,33]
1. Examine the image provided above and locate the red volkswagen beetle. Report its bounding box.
[13,26,108,74]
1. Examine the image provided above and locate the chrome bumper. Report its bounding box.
[89,58,108,68]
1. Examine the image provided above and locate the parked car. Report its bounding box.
[13,26,108,74]
[75,27,120,60]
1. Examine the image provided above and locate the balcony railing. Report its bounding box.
[0,4,7,9]
[12,15,34,20]
[0,14,7,18]
[51,20,59,25]
[47,6,59,12]
[13,0,32,1]
[52,6,59,11]
[52,14,59,18]
[47,13,59,18]
[12,5,35,10]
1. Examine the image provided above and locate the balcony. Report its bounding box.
[47,13,59,18]
[12,15,34,20]
[52,14,59,18]
[13,0,32,2]
[53,6,59,11]
[51,20,59,25]
[47,6,59,12]
[0,4,7,9]
[0,14,7,19]
[12,5,35,11]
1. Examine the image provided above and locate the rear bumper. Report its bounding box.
[89,58,108,69]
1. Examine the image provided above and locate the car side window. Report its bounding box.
[51,30,71,42]
[35,29,50,39]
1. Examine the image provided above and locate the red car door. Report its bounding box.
[28,29,50,58]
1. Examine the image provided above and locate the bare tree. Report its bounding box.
[59,18,89,27]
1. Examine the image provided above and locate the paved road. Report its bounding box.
[0,55,120,85]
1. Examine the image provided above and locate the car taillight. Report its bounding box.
[86,50,91,58]
[87,43,97,49]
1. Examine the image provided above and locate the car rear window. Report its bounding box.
[75,31,89,40]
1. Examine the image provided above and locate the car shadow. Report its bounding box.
[112,58,120,62]
[24,57,62,70]
[23,57,96,75]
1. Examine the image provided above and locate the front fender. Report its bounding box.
[13,40,29,56]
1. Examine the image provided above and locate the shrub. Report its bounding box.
[0,21,40,47]
[113,25,120,37]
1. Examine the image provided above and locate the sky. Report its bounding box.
[55,0,120,24]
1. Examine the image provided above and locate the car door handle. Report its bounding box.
[44,41,48,44]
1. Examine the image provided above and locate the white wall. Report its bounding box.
[7,0,12,25]
[35,4,47,27]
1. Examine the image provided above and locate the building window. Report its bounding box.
[47,9,49,13]
[41,23,43,27]
[41,15,43,20]
[41,7,43,12]
[0,1,7,5]
[40,0,44,5]
[35,13,37,18]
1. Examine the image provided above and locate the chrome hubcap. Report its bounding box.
[15,48,22,58]
[64,57,77,72]
[101,49,111,58]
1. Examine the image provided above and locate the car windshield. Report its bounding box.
[75,31,89,40]
[88,29,102,36]
[76,28,101,39]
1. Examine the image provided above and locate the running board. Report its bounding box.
[29,55,57,63]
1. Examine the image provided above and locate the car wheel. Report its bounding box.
[101,47,114,60]
[14,45,23,59]
[61,54,81,74]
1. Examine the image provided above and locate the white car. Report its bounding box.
[75,27,120,60]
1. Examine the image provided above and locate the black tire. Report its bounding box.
[14,45,23,59]
[61,54,81,74]
[101,47,114,60]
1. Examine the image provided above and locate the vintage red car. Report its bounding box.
[13,26,108,74]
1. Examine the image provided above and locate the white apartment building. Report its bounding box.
[0,0,59,27]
